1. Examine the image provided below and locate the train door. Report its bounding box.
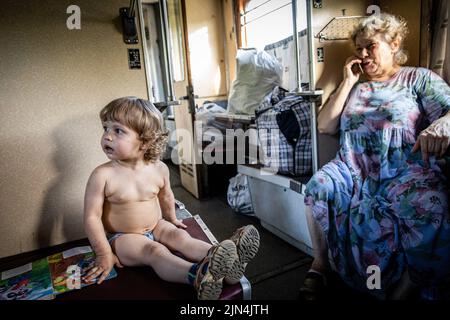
[139,0,202,198]
[139,0,229,199]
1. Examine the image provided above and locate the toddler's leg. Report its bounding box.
[113,234,192,284]
[153,219,212,261]
[153,219,239,299]
[224,225,260,285]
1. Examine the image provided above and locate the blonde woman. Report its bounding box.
[301,13,450,300]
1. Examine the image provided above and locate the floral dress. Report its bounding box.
[304,67,450,298]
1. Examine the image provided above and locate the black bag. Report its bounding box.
[255,86,312,176]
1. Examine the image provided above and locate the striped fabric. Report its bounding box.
[255,86,312,176]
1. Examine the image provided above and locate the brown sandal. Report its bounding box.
[299,271,327,300]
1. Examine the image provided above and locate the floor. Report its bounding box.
[167,161,377,301]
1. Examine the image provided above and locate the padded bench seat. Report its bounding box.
[0,214,250,300]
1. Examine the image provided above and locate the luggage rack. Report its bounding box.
[214,113,255,123]
[315,15,365,42]
[289,90,324,97]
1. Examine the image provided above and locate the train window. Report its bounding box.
[238,0,309,91]
[141,1,167,103]
[167,0,185,82]
[139,0,185,115]
[240,0,294,49]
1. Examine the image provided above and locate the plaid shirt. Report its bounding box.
[255,86,312,176]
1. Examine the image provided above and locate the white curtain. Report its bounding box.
[430,0,450,83]
[264,30,310,91]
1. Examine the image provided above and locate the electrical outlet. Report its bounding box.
[313,0,322,9]
[317,47,324,62]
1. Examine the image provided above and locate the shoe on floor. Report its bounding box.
[194,239,237,300]
[299,271,327,300]
[224,225,260,285]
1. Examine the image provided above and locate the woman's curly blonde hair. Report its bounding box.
[351,13,409,65]
[100,97,169,163]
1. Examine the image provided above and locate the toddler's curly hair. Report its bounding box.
[100,97,169,163]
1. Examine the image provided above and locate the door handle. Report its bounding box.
[154,100,181,112]
[179,95,199,100]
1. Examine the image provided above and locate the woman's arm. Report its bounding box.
[317,56,362,135]
[412,69,450,164]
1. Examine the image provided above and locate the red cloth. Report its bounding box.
[56,216,244,300]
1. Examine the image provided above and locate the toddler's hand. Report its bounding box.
[83,252,123,284]
[170,218,187,229]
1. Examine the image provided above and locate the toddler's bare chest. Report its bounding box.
[106,176,161,203]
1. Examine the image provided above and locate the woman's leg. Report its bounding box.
[301,206,329,299]
[301,160,354,298]
[305,205,329,273]
[303,160,352,274]
[384,163,450,298]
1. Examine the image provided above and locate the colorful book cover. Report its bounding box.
[47,246,117,294]
[0,258,54,300]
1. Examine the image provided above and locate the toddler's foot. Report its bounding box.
[195,240,237,300]
[224,225,260,285]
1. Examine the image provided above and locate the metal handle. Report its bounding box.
[159,0,176,101]
[154,100,181,112]
[179,95,199,100]
[306,0,319,174]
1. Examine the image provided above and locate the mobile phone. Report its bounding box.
[352,63,364,74]
[358,63,364,74]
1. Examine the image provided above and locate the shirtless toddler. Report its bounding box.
[83,97,260,299]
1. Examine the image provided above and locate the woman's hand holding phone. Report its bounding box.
[344,56,363,86]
